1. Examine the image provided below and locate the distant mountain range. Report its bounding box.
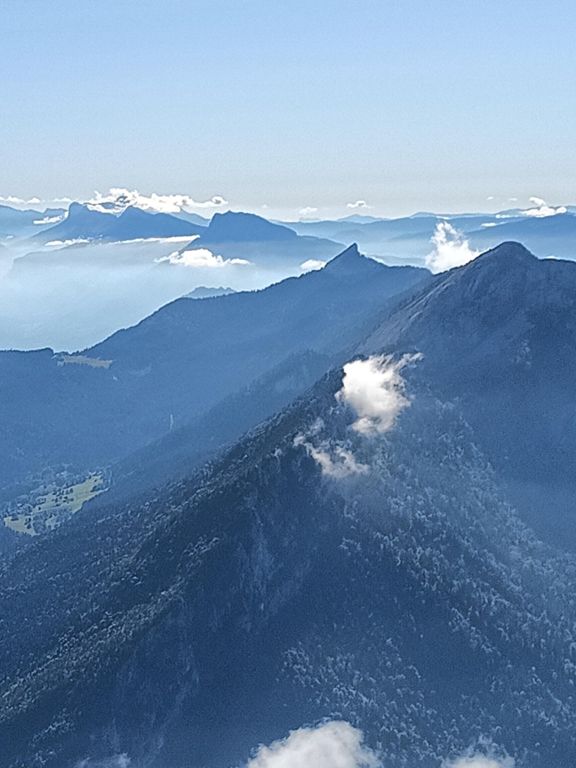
[0,204,65,238]
[0,244,428,488]
[2,198,575,266]
[285,211,576,261]
[33,202,205,243]
[173,210,343,268]
[2,242,576,767]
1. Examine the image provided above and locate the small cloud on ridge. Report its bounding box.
[246,721,380,768]
[294,356,418,477]
[426,221,479,273]
[294,433,369,478]
[337,354,419,436]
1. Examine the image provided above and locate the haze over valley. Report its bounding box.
[2,2,576,767]
[1,192,575,350]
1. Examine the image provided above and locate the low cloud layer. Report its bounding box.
[246,721,380,768]
[337,355,418,435]
[159,248,252,268]
[300,259,326,272]
[33,213,65,225]
[426,222,480,273]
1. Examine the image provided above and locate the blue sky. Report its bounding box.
[1,0,575,218]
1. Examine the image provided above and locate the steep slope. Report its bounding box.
[0,246,429,486]
[362,242,576,547]
[105,350,334,501]
[1,354,575,768]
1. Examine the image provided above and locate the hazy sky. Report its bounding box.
[2,0,575,218]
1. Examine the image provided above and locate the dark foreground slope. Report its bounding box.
[363,242,576,548]
[1,245,576,768]
[0,246,427,486]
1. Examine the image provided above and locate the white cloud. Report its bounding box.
[44,238,91,248]
[0,195,71,208]
[443,755,514,768]
[113,235,196,246]
[246,721,380,768]
[337,354,419,436]
[426,221,479,273]
[33,214,65,225]
[347,200,371,210]
[294,356,417,476]
[294,433,369,478]
[523,196,566,218]
[0,195,40,206]
[299,206,319,219]
[75,755,130,768]
[87,188,228,214]
[158,248,252,268]
[300,259,326,272]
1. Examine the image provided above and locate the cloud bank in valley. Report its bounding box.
[426,222,479,273]
[246,721,380,768]
[337,355,419,436]
[159,248,252,268]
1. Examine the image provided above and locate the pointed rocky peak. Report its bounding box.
[323,243,373,276]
